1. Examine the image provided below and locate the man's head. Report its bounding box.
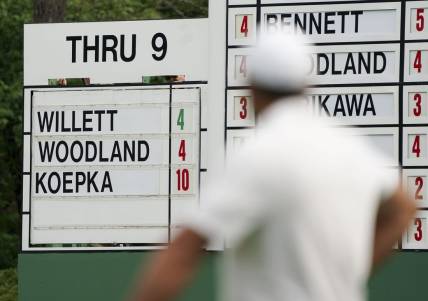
[249,33,312,115]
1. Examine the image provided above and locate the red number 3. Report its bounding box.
[417,8,425,32]
[414,93,422,117]
[415,218,423,242]
[240,96,248,119]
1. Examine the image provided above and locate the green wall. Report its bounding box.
[369,252,428,300]
[18,252,428,301]
[18,252,217,301]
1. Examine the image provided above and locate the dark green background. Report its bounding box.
[18,252,428,301]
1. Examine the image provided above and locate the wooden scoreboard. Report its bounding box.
[209,0,428,250]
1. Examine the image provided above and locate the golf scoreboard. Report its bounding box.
[22,2,428,252]
[22,19,208,251]
[209,0,428,250]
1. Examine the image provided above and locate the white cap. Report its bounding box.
[250,33,313,94]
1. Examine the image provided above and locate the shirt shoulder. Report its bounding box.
[257,101,398,201]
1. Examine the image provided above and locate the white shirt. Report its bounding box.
[186,98,398,301]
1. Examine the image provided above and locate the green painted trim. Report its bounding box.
[18,252,428,301]
[18,252,217,301]
[368,252,428,300]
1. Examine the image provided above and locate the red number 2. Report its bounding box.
[415,218,423,242]
[414,93,422,117]
[240,15,249,37]
[415,177,424,200]
[417,8,425,32]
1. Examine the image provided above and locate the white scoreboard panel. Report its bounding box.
[218,0,428,250]
[22,85,205,251]
[24,19,209,251]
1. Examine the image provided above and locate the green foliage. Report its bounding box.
[65,0,208,22]
[0,0,31,270]
[0,0,32,85]
[66,0,161,21]
[0,268,17,301]
[0,217,20,269]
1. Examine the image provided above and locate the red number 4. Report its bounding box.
[241,15,249,37]
[240,56,247,78]
[178,140,186,161]
[413,135,421,158]
[414,50,423,73]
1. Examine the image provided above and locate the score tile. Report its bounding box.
[406,1,428,40]
[228,7,257,46]
[403,168,428,208]
[402,211,428,249]
[403,127,428,166]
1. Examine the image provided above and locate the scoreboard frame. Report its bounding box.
[22,81,207,252]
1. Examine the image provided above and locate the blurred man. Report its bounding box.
[128,34,416,301]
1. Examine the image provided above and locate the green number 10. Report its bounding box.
[177,109,184,130]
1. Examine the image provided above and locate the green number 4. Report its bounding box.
[177,109,184,130]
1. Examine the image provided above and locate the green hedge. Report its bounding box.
[0,268,17,301]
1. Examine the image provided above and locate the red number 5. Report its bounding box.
[417,8,425,32]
